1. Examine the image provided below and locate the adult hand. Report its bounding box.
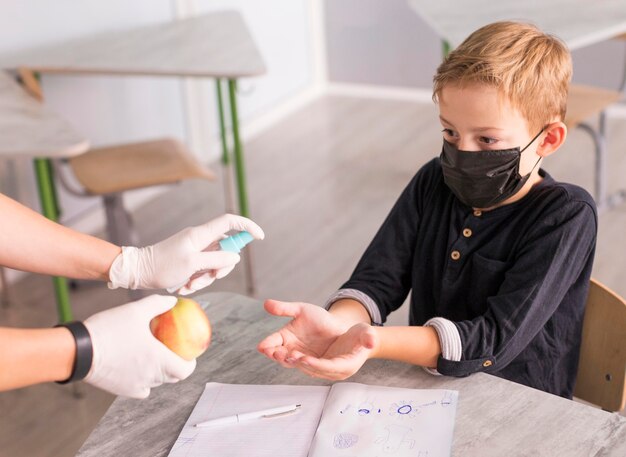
[257,300,376,379]
[107,214,264,295]
[84,295,196,398]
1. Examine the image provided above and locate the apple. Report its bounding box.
[150,297,212,361]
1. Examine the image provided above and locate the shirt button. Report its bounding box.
[463,228,473,237]
[473,210,482,217]
[483,360,493,367]
[451,250,461,260]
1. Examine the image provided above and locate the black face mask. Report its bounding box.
[439,129,544,208]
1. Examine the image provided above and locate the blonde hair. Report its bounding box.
[433,21,572,132]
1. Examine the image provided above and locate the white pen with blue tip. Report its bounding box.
[194,403,302,428]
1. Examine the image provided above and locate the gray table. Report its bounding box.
[408,0,626,51]
[76,292,626,456]
[0,71,88,157]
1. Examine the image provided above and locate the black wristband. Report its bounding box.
[55,321,93,384]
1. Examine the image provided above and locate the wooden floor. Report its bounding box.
[1,94,625,457]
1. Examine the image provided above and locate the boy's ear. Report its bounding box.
[537,121,567,157]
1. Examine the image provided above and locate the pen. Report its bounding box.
[194,404,302,428]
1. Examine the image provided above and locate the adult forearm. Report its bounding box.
[371,326,441,368]
[0,327,75,390]
[0,193,120,280]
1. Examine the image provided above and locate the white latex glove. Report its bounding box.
[84,295,196,399]
[107,214,264,295]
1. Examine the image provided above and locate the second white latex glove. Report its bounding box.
[107,214,264,294]
[84,295,196,399]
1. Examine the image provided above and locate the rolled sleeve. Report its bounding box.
[325,288,383,325]
[423,317,463,375]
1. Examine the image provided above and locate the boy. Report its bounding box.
[257,21,597,399]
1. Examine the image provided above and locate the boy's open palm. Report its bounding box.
[257,300,377,380]
[293,323,377,381]
[257,300,349,367]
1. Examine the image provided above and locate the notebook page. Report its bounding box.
[168,383,329,457]
[307,382,458,457]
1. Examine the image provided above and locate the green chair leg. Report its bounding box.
[34,158,73,323]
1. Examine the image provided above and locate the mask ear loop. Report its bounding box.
[520,127,547,176]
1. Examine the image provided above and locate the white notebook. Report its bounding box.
[168,382,458,457]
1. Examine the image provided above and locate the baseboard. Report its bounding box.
[326,82,435,103]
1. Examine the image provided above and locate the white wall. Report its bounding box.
[174,0,316,165]
[0,0,316,225]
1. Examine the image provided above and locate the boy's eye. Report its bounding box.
[479,136,498,145]
[441,128,456,137]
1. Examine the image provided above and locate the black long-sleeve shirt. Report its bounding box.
[338,158,597,398]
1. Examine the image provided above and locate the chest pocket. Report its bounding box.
[466,252,508,316]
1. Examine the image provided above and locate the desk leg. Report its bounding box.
[581,113,626,211]
[597,111,626,209]
[227,79,249,218]
[216,79,236,214]
[227,79,255,294]
[34,158,73,323]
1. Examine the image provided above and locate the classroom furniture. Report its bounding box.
[408,0,626,210]
[60,138,216,247]
[0,11,266,321]
[76,292,626,457]
[0,70,89,321]
[574,278,626,412]
[564,34,626,211]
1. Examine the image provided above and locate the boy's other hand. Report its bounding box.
[257,300,377,380]
[293,323,377,380]
[257,300,349,368]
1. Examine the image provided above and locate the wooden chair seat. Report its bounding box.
[69,138,215,195]
[574,278,626,412]
[565,84,621,129]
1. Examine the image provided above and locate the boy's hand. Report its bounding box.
[293,323,377,380]
[257,300,350,367]
[257,300,377,380]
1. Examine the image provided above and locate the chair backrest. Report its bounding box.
[574,278,626,411]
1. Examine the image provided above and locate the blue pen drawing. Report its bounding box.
[375,424,415,453]
[333,432,359,449]
[357,400,375,416]
[388,401,418,418]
